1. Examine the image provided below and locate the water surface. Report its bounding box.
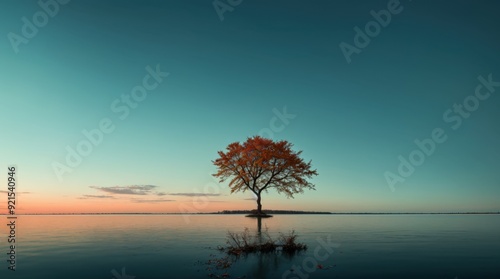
[1,214,499,278]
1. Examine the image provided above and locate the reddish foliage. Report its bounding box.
[213,136,318,213]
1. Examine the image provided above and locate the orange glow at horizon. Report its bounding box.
[1,193,258,214]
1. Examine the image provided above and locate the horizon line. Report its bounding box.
[1,211,500,215]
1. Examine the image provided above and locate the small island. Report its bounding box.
[215,210,332,215]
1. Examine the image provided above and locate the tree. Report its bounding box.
[213,136,318,216]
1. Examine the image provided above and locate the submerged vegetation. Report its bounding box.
[203,228,308,278]
[224,228,307,255]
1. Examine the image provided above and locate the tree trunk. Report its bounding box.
[256,194,262,215]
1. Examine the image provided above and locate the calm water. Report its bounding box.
[1,215,499,279]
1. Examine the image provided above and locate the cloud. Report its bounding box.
[79,195,115,199]
[169,193,221,197]
[243,198,256,200]
[90,185,157,195]
[156,192,167,196]
[132,199,175,203]
[0,190,30,194]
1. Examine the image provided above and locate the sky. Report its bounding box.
[1,0,499,214]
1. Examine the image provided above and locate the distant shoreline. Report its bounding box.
[1,211,499,216]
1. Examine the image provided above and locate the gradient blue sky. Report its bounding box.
[1,0,499,213]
